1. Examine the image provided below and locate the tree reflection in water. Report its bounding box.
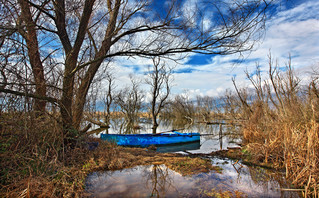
[144,165,174,198]
[85,120,301,197]
[86,161,302,198]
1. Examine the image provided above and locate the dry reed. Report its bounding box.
[234,57,319,197]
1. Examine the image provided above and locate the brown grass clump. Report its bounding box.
[0,112,216,197]
[166,157,219,176]
[242,119,319,197]
[230,56,319,197]
[0,112,89,197]
[204,188,246,198]
[92,144,217,176]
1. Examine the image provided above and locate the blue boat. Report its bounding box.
[100,131,200,147]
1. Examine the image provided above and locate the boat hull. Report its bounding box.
[100,132,200,147]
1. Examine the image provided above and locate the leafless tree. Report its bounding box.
[0,0,273,145]
[146,57,173,134]
[245,64,266,103]
[115,76,144,134]
[222,89,237,119]
[196,95,225,122]
[265,54,301,116]
[169,93,196,125]
[104,73,115,124]
[196,95,215,123]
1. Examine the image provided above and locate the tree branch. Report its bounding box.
[0,87,59,105]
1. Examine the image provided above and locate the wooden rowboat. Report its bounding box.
[100,131,200,147]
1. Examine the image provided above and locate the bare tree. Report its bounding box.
[170,93,196,124]
[0,0,272,145]
[1,0,47,112]
[223,89,238,119]
[196,95,223,123]
[146,57,173,134]
[115,76,144,134]
[102,72,115,133]
[264,54,302,117]
[245,64,265,103]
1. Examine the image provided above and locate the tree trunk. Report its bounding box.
[18,0,46,112]
[73,0,121,130]
[57,0,96,139]
[60,73,75,130]
[152,114,158,134]
[73,64,100,129]
[60,62,76,147]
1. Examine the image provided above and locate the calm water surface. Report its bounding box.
[86,159,300,198]
[86,121,301,197]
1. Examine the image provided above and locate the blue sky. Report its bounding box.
[112,0,319,101]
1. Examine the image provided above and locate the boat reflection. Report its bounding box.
[155,141,200,153]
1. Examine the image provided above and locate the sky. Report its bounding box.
[110,0,319,101]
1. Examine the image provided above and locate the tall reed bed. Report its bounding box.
[231,56,319,197]
[0,111,110,197]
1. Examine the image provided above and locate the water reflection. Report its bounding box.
[146,165,172,198]
[155,141,200,153]
[86,158,301,198]
[87,119,301,197]
[92,118,241,154]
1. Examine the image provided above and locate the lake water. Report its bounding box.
[94,119,242,153]
[86,158,300,197]
[86,120,301,197]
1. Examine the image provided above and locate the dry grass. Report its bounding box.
[0,112,87,197]
[242,117,319,197]
[92,144,216,176]
[0,112,216,197]
[231,58,319,197]
[204,188,246,198]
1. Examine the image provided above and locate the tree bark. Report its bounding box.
[73,0,121,129]
[18,0,46,112]
[57,0,96,144]
[152,115,158,134]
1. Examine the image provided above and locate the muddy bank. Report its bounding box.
[90,142,218,176]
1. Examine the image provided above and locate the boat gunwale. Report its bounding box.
[100,132,201,147]
[100,132,200,137]
[121,139,201,147]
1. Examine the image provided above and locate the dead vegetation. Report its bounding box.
[0,112,216,197]
[229,56,319,197]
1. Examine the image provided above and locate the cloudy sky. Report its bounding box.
[111,0,319,100]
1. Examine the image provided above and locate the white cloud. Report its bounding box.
[274,0,319,23]
[181,0,199,28]
[110,0,319,100]
[202,17,212,32]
